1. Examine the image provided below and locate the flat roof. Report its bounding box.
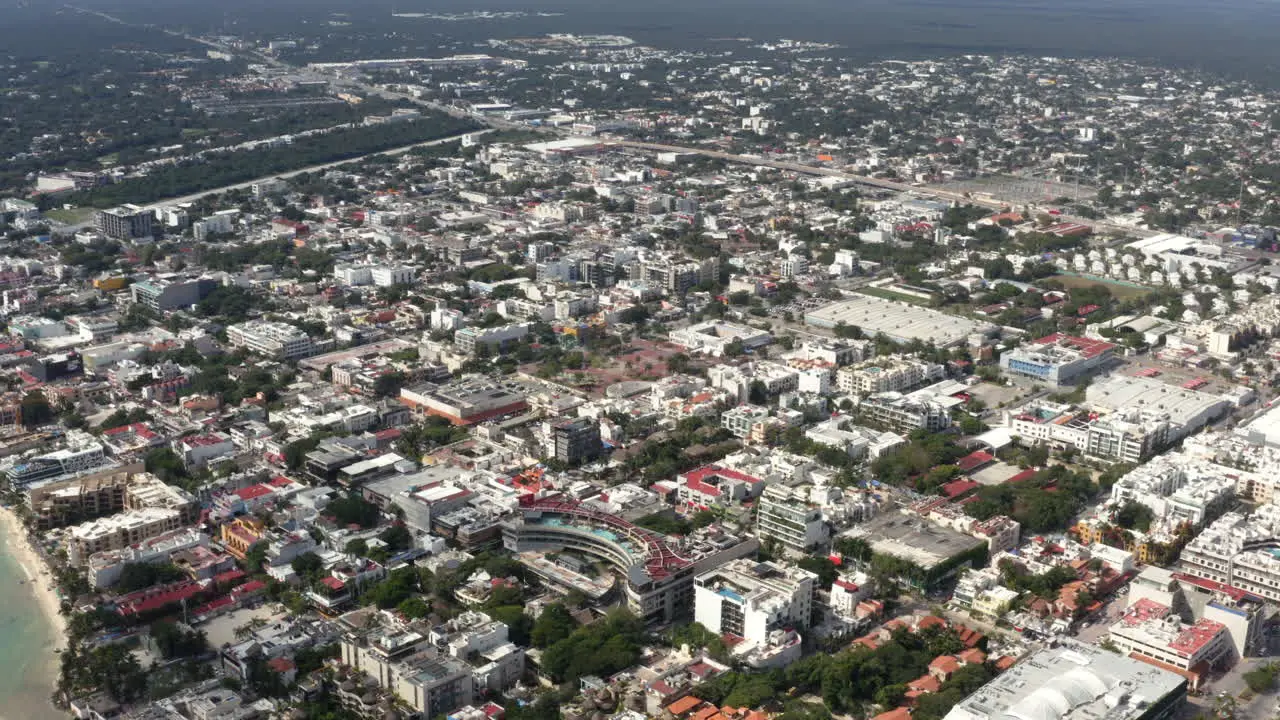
[805,294,996,346]
[943,641,1186,720]
[852,512,985,569]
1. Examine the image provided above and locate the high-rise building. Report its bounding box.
[553,417,601,465]
[95,205,154,240]
[130,274,219,312]
[756,484,828,553]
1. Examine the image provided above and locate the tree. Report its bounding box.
[150,620,208,659]
[531,603,577,648]
[398,596,431,619]
[292,551,325,581]
[144,447,188,484]
[378,524,412,552]
[19,391,53,428]
[373,371,407,398]
[343,539,369,557]
[116,562,186,593]
[244,542,269,573]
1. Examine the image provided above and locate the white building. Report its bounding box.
[373,266,414,287]
[1107,597,1234,672]
[227,320,316,360]
[942,642,1187,720]
[755,484,829,553]
[694,558,817,645]
[668,321,773,357]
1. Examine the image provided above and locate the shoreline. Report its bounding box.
[0,505,68,660]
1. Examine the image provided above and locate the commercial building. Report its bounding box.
[95,205,153,240]
[552,417,601,465]
[693,558,817,644]
[1107,598,1234,674]
[130,274,219,312]
[372,266,415,287]
[68,506,185,565]
[227,320,315,360]
[4,431,108,488]
[846,512,986,590]
[755,484,828,553]
[453,323,529,355]
[1006,377,1231,464]
[858,392,953,433]
[501,496,758,626]
[942,642,1187,720]
[999,333,1117,387]
[668,321,773,357]
[677,466,764,512]
[806,294,998,347]
[400,378,528,425]
[340,623,476,718]
[836,358,943,395]
[1178,504,1280,605]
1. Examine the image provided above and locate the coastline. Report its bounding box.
[0,504,67,657]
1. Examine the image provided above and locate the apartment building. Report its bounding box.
[693,558,817,644]
[227,320,316,360]
[755,484,828,553]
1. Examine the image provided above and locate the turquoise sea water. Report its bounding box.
[0,529,63,720]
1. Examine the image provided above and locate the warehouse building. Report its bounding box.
[805,294,998,347]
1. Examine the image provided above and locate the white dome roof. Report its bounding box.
[1007,668,1113,720]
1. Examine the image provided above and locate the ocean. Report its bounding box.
[0,529,64,720]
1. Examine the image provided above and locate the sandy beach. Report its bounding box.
[0,505,69,718]
[0,507,67,645]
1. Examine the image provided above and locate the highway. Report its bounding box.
[56,129,489,233]
[63,6,1155,240]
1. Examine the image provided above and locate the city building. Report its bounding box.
[694,558,817,644]
[400,378,528,425]
[845,511,987,590]
[836,358,943,395]
[4,431,108,488]
[67,506,185,564]
[1107,598,1234,676]
[858,392,953,433]
[999,333,1117,387]
[676,466,764,512]
[227,320,316,360]
[95,205,153,240]
[942,642,1187,720]
[340,622,476,718]
[130,274,219,312]
[501,496,758,625]
[669,321,773,357]
[552,417,601,465]
[453,323,529,355]
[755,484,829,553]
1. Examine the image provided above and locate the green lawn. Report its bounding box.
[1053,274,1152,300]
[44,207,95,225]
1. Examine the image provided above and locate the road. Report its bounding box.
[66,5,1156,242]
[55,129,489,233]
[607,139,1159,239]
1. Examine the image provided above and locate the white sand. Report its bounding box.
[0,507,68,647]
